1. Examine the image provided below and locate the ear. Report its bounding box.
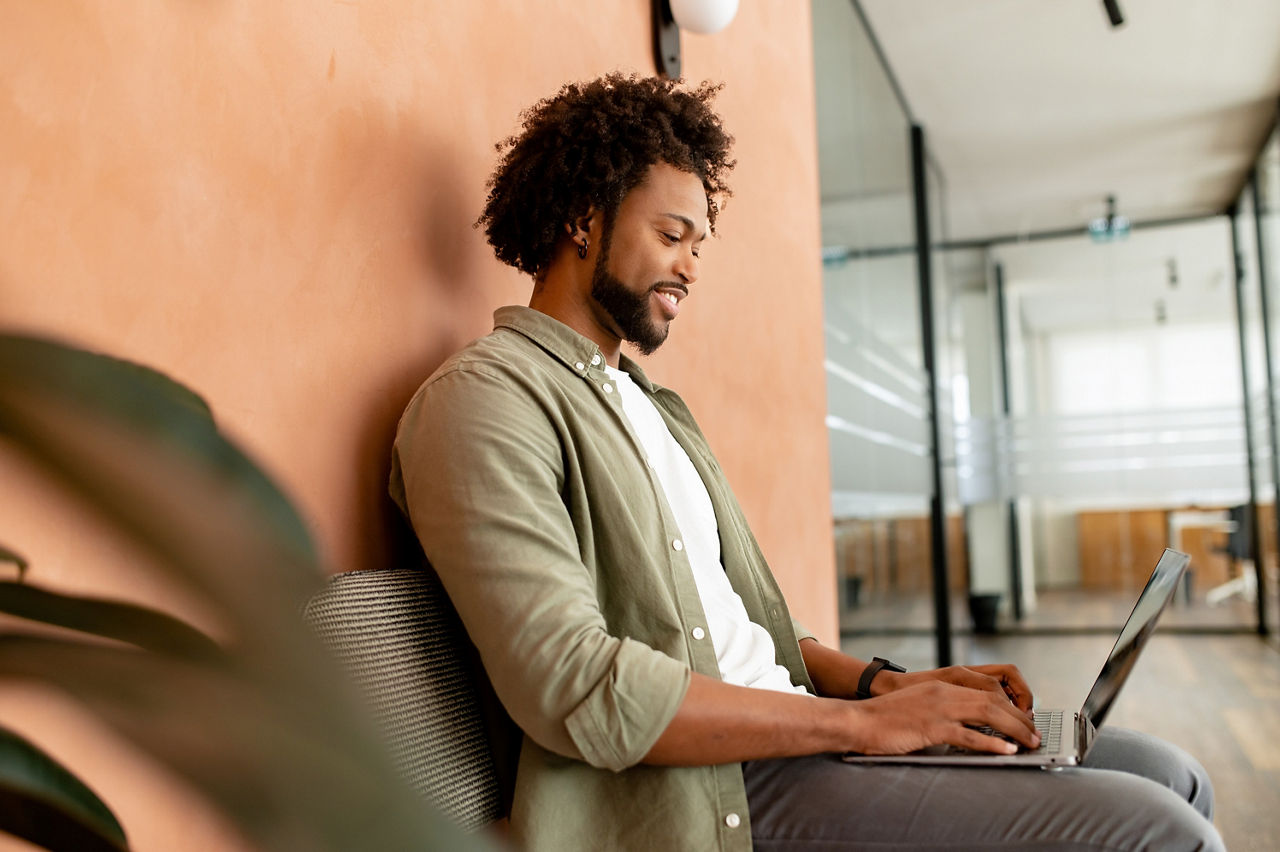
[566,208,597,238]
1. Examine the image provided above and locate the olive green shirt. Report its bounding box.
[389,306,815,850]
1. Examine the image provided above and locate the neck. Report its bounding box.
[529,265,625,368]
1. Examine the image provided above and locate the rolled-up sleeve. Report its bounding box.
[390,366,691,770]
[564,637,690,771]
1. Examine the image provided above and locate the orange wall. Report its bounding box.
[0,2,833,849]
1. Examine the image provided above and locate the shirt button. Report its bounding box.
[591,354,601,366]
[575,361,585,371]
[692,627,705,640]
[672,539,683,551]
[603,383,613,393]
[725,813,741,829]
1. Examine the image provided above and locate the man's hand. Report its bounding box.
[643,640,1044,767]
[643,671,1040,766]
[844,680,1041,755]
[878,664,1034,714]
[799,639,1034,714]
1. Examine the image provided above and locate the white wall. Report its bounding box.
[1047,322,1241,415]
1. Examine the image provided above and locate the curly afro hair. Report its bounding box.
[477,73,735,277]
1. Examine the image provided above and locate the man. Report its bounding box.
[390,75,1221,851]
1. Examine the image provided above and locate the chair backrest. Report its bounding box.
[1226,503,1253,560]
[302,567,503,831]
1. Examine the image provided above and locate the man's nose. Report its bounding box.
[673,250,699,284]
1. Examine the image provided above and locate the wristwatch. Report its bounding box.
[856,656,906,700]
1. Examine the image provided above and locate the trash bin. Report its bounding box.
[968,592,1002,635]
[843,575,863,608]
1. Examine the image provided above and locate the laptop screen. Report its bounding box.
[1080,548,1189,728]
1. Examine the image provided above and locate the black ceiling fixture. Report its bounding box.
[653,0,681,79]
[1103,0,1125,28]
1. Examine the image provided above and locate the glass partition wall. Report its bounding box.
[953,129,1280,636]
[964,125,1280,637]
[993,221,1256,631]
[927,161,972,643]
[1234,185,1274,636]
[1245,124,1280,639]
[814,3,1276,658]
[812,0,951,660]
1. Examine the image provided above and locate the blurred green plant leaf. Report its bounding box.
[0,333,500,850]
[0,724,127,852]
[0,545,26,570]
[0,545,26,582]
[0,582,222,661]
[0,634,483,851]
[0,332,318,658]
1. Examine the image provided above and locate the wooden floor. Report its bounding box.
[840,631,1280,851]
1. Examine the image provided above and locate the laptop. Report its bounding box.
[842,548,1189,768]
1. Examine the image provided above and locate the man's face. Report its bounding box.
[589,163,709,356]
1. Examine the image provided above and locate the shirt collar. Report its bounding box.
[493,305,659,393]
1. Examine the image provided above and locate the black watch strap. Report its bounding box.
[856,656,906,700]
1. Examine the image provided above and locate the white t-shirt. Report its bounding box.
[605,366,806,695]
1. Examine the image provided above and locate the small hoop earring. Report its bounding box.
[577,240,589,260]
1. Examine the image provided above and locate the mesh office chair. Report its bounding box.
[303,567,504,831]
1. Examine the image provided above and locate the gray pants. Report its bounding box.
[744,728,1223,851]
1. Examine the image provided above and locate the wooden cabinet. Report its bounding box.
[1077,505,1268,594]
[834,514,968,598]
[1077,508,1169,591]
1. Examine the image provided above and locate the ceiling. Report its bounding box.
[996,218,1235,333]
[850,0,1280,243]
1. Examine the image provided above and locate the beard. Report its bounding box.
[589,235,670,357]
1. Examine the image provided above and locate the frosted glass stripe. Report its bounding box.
[826,414,929,456]
[825,359,926,419]
[955,405,1250,504]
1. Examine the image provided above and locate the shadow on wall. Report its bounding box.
[347,124,492,576]
[352,340,460,577]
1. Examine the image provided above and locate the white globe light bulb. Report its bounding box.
[669,0,739,35]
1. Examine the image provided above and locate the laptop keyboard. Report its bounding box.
[972,709,1063,753]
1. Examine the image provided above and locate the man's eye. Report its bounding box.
[661,232,680,243]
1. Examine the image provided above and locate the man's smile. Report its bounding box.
[653,283,688,319]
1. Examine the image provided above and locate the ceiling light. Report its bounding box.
[1089,195,1130,242]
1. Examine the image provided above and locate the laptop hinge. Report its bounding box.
[1077,712,1094,753]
